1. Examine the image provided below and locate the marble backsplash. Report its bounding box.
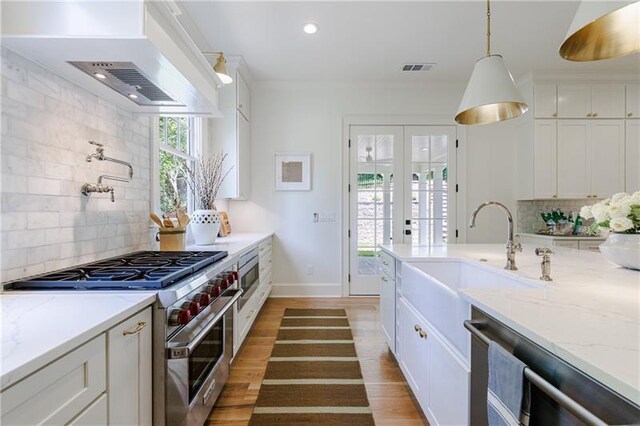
[516,198,596,233]
[1,48,152,283]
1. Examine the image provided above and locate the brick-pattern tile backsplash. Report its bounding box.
[517,199,595,233]
[1,48,152,282]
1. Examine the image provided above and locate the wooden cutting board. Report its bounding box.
[219,212,232,237]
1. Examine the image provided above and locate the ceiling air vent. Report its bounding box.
[401,63,436,72]
[68,61,184,106]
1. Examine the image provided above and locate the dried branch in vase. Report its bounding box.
[183,152,233,210]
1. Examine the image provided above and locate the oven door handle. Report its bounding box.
[167,289,243,359]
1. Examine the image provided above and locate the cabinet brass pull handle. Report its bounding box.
[586,113,592,117]
[381,276,389,282]
[629,112,634,117]
[552,112,558,117]
[123,321,147,336]
[414,324,421,332]
[592,112,598,117]
[382,260,389,266]
[552,194,557,198]
[419,330,427,339]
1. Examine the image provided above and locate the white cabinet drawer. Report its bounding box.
[579,240,603,252]
[1,335,106,425]
[259,256,273,277]
[258,238,272,257]
[238,296,258,343]
[380,250,395,277]
[68,394,107,426]
[554,240,580,249]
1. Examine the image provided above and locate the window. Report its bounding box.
[157,117,201,214]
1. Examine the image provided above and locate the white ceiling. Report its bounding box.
[181,1,640,83]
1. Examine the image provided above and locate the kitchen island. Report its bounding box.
[379,243,640,423]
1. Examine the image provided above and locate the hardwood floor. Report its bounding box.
[207,297,429,426]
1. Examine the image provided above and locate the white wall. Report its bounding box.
[464,120,520,243]
[1,48,152,282]
[227,81,518,295]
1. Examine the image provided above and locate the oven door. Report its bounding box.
[237,254,259,310]
[165,289,242,426]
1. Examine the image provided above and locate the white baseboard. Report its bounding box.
[270,282,343,298]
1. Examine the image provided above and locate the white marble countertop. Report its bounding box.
[520,232,605,241]
[187,232,273,259]
[380,243,640,405]
[1,292,156,390]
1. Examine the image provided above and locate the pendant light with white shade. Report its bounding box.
[455,0,528,125]
[559,0,640,61]
[202,52,233,85]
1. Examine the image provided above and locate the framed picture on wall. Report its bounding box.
[274,153,311,191]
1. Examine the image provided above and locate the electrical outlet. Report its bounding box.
[318,212,336,222]
[306,264,313,275]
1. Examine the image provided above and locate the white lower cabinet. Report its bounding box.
[380,272,396,352]
[1,306,153,426]
[234,238,274,355]
[69,394,108,426]
[398,298,429,409]
[107,307,152,426]
[397,290,470,425]
[427,329,469,426]
[1,336,106,425]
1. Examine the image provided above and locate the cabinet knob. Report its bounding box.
[629,112,634,117]
[586,113,592,117]
[552,194,558,198]
[552,112,558,117]
[414,324,421,332]
[592,112,598,117]
[419,329,427,339]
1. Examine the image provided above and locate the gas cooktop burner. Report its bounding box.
[6,251,228,290]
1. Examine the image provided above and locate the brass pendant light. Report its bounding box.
[202,52,233,84]
[559,1,640,61]
[455,0,528,125]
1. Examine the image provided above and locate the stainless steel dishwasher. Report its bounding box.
[465,307,640,426]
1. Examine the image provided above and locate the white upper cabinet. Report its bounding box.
[215,58,252,200]
[557,120,625,199]
[534,85,558,118]
[591,84,626,118]
[237,73,251,121]
[558,84,591,118]
[557,84,625,118]
[534,120,558,198]
[627,84,640,118]
[589,120,625,198]
[557,120,590,198]
[626,120,640,192]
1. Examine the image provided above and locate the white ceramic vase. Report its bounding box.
[190,209,221,245]
[599,233,640,271]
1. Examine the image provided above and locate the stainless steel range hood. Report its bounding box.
[1,1,221,116]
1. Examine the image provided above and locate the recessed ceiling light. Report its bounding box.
[303,22,318,34]
[128,93,138,99]
[94,72,107,80]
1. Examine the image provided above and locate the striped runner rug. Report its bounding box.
[248,308,375,426]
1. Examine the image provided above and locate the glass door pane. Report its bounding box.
[404,126,456,246]
[350,126,403,295]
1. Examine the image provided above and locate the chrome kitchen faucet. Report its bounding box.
[469,201,522,270]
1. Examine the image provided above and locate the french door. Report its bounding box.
[348,125,457,295]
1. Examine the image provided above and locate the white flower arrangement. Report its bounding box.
[580,192,640,234]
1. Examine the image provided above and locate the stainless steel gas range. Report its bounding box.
[6,250,243,426]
